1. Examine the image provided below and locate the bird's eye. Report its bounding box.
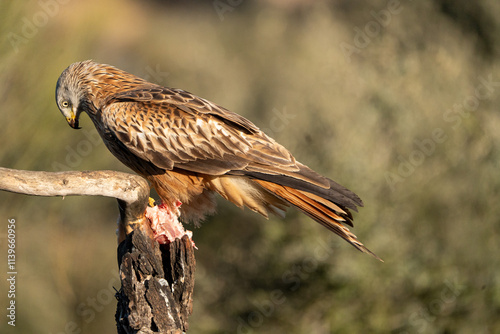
[61,101,70,108]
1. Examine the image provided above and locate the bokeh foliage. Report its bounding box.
[1,0,500,333]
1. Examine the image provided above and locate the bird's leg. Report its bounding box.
[117,215,150,244]
[116,198,149,244]
[145,199,196,247]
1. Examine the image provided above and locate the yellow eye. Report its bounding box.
[61,101,70,108]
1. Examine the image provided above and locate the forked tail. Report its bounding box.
[253,179,382,261]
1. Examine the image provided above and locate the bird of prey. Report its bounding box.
[55,60,379,259]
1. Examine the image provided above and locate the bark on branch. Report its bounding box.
[0,167,196,333]
[0,167,150,231]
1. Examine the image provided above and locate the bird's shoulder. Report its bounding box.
[103,84,260,135]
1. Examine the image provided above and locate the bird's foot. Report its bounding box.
[145,200,196,248]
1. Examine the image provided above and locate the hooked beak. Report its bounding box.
[66,109,81,129]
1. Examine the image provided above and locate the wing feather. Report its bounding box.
[101,86,359,210]
[101,95,289,175]
[105,85,261,134]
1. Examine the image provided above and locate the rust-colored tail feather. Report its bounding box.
[254,179,382,261]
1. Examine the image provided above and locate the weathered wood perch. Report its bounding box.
[0,167,196,333]
[116,231,195,334]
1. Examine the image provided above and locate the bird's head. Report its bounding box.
[55,60,97,129]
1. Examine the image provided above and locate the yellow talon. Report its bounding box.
[148,197,156,207]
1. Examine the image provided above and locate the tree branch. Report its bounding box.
[0,167,196,333]
[0,167,150,237]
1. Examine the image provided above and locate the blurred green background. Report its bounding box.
[1,0,500,333]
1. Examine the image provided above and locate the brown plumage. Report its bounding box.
[55,60,379,260]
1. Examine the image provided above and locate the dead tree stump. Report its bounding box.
[115,225,196,334]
